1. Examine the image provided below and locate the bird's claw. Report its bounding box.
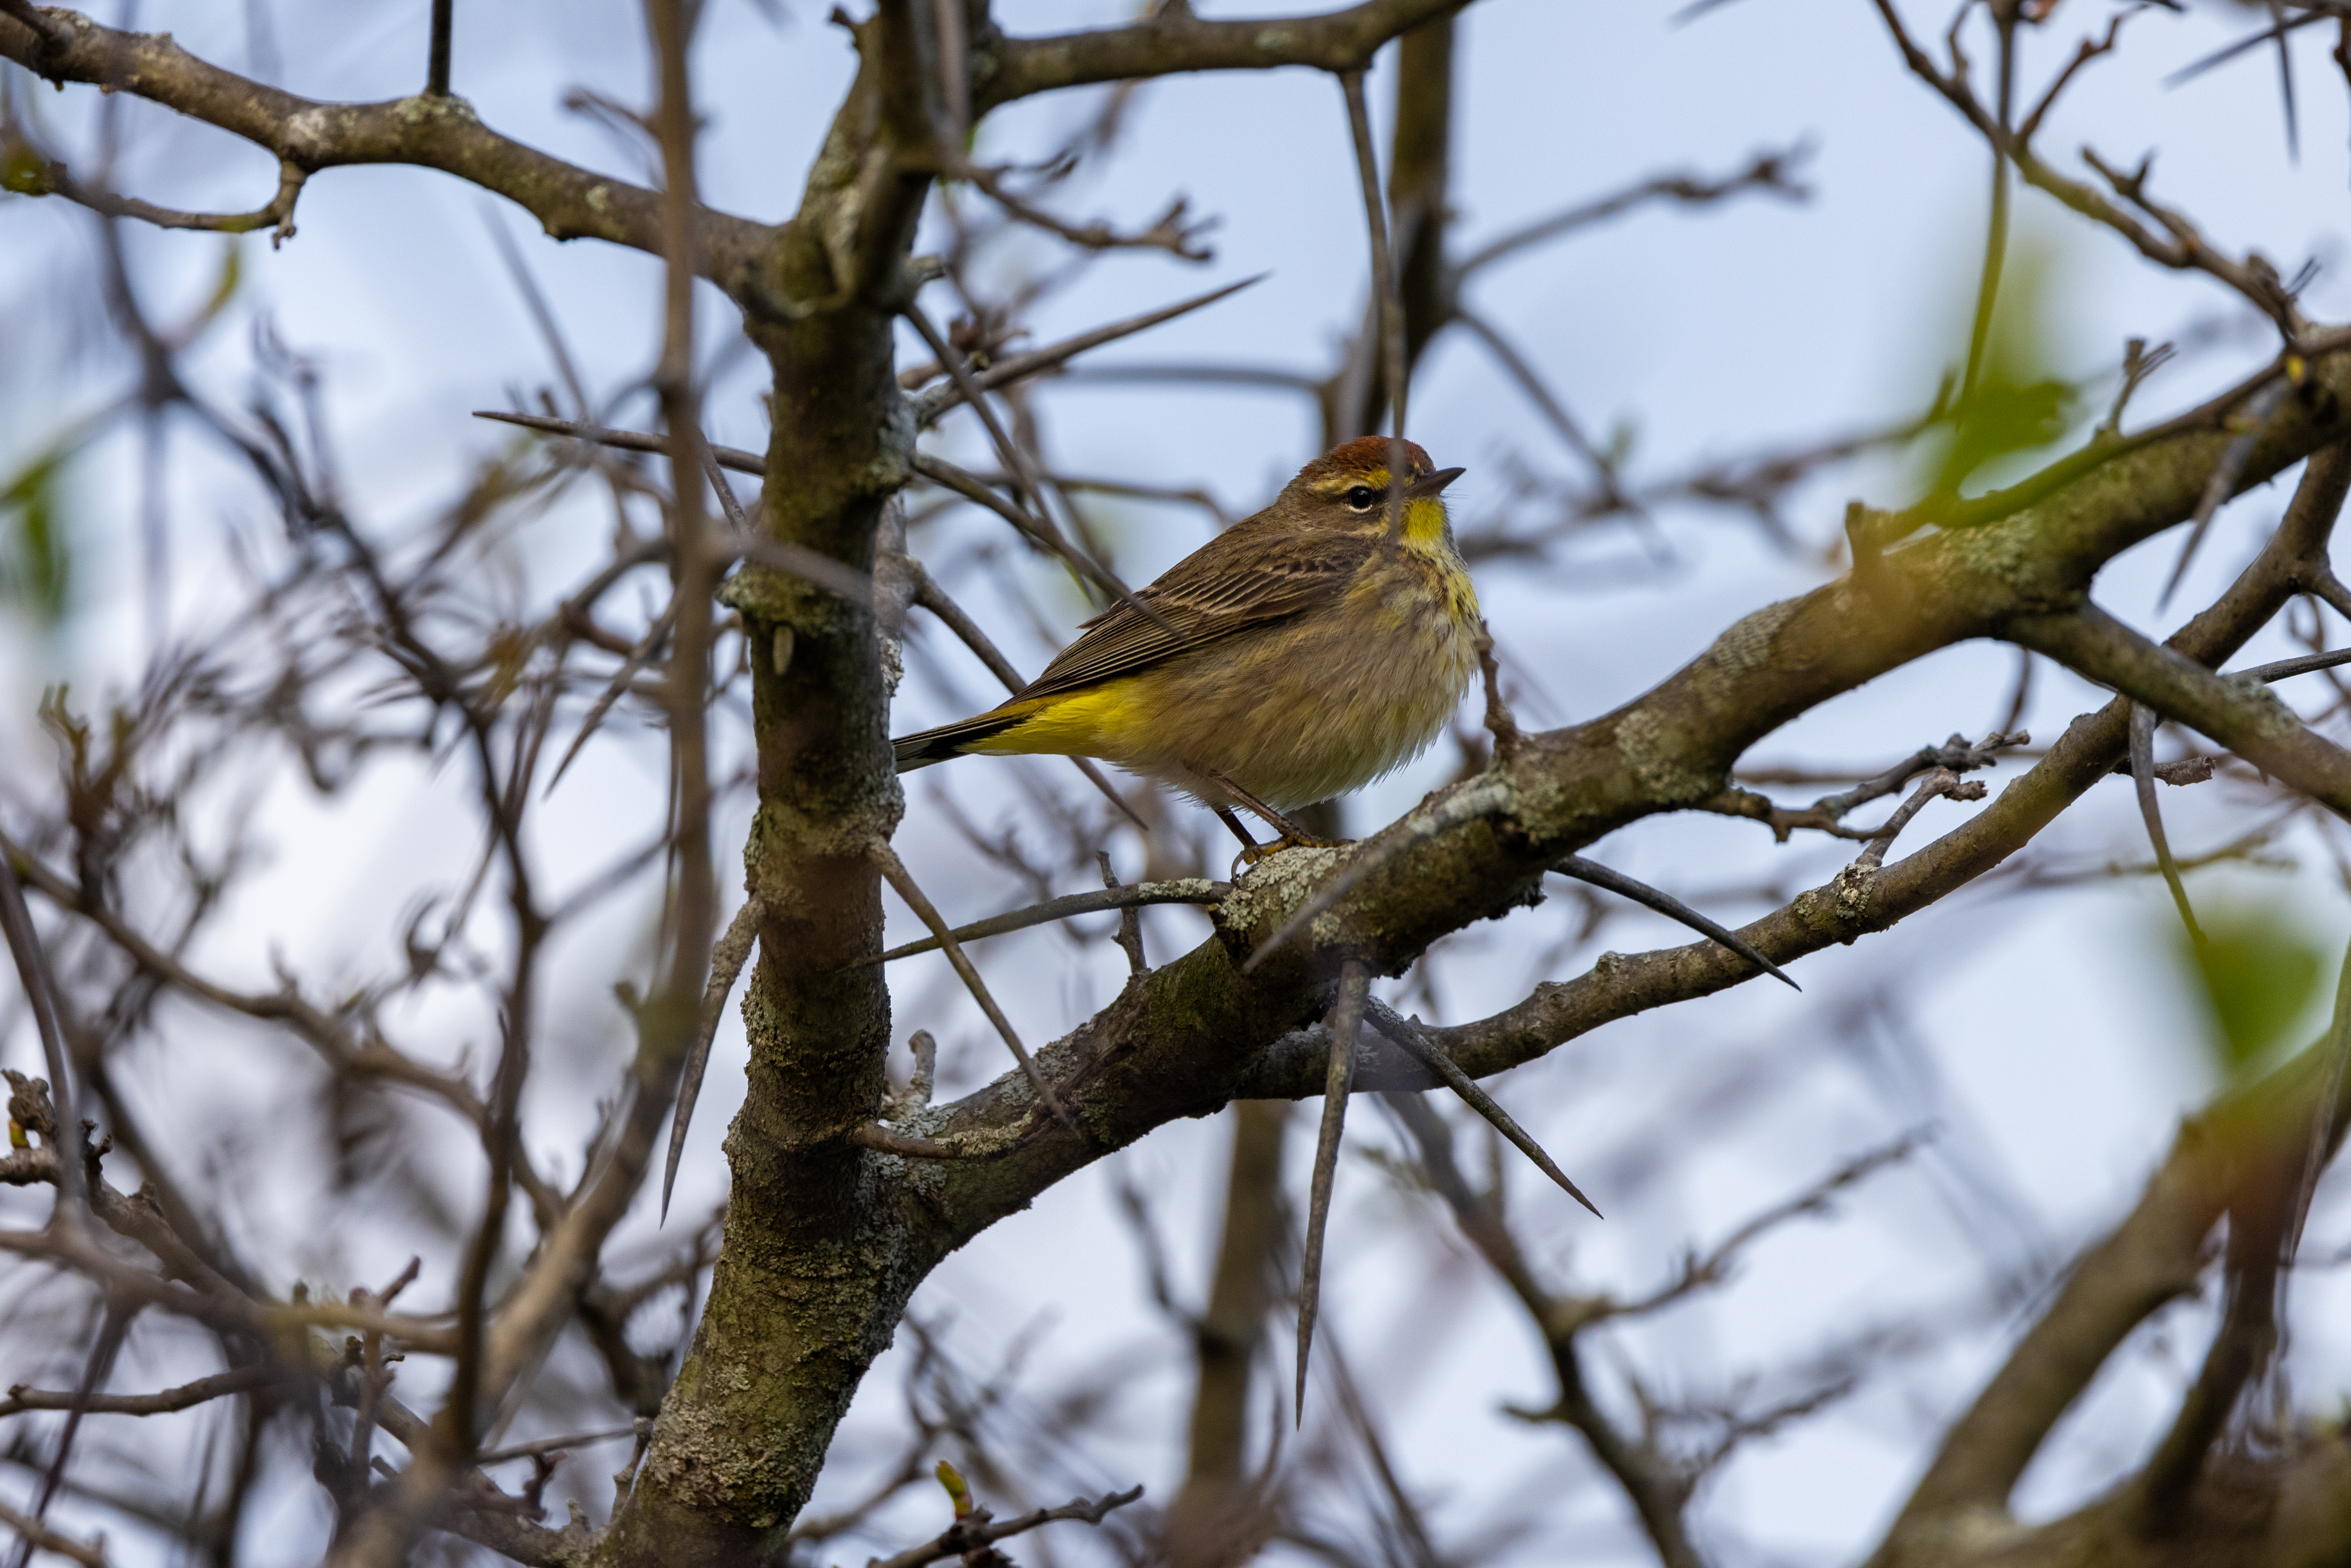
[1232,831,1341,871]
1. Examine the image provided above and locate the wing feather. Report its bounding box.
[1014,525,1372,701]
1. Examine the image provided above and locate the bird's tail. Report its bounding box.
[892,708,1030,773]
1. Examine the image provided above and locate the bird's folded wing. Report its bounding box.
[1015,531,1372,701]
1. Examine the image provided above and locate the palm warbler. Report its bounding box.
[894,436,1477,847]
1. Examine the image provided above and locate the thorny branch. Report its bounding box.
[15,2,2351,1565]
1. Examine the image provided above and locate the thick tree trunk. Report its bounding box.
[600,16,938,1554]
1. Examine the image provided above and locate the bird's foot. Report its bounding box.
[1206,774,1340,868]
[1235,831,1339,866]
[1230,831,1345,878]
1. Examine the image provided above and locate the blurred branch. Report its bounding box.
[1337,69,1407,442]
[0,1365,284,1420]
[0,1498,108,1568]
[1,833,525,1170]
[1385,1090,1703,1568]
[953,160,1213,258]
[1295,959,1371,1419]
[2134,933,2351,1530]
[464,0,727,1479]
[1170,1101,1287,1561]
[1454,143,1809,277]
[1878,1019,2351,1556]
[662,897,762,1220]
[477,410,761,476]
[0,1126,454,1349]
[1387,14,1454,391]
[906,560,1144,825]
[0,145,306,242]
[1849,767,1986,872]
[866,1483,1145,1568]
[1601,1131,1927,1326]
[0,844,82,1223]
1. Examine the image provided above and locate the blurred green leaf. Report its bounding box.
[0,445,71,627]
[0,135,51,197]
[1915,237,2079,500]
[2175,898,2326,1077]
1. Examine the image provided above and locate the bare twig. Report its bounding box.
[0,7,773,279]
[953,159,1213,259]
[2129,703,2205,945]
[0,1365,283,1419]
[0,847,82,1219]
[661,897,762,1220]
[906,561,1145,827]
[871,842,1070,1127]
[865,1483,1144,1568]
[1364,1001,1600,1215]
[1706,731,2027,844]
[1297,958,1371,1423]
[1339,69,1409,441]
[0,1498,107,1568]
[866,878,1226,964]
[2159,371,2296,608]
[1552,856,1798,990]
[909,275,1262,418]
[1454,144,1810,275]
[474,1421,649,1467]
[1851,768,1985,871]
[7,152,306,243]
[902,300,1159,625]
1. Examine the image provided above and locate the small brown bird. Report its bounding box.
[893,436,1478,850]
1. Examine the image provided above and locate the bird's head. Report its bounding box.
[1279,436,1465,547]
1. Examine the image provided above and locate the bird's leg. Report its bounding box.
[1213,805,1273,880]
[1208,771,1336,864]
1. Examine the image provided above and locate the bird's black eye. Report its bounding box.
[1342,485,1380,510]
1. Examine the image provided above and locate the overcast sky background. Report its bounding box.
[7,2,2351,1564]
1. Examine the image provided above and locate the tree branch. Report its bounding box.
[0,1365,283,1419]
[0,7,773,290]
[1878,1027,2351,1553]
[978,0,1473,107]
[920,397,2351,1231]
[2008,602,2351,818]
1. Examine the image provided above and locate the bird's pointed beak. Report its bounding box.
[1406,466,1466,499]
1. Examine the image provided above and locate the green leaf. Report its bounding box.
[0,136,51,197]
[0,445,71,627]
[1914,235,2079,500]
[2175,898,2326,1077]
